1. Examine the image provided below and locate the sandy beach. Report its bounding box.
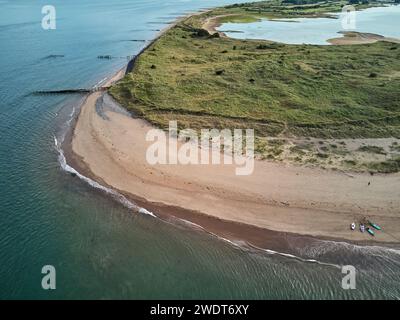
[69,87,400,246]
[202,14,236,36]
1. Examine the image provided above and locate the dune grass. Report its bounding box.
[109,1,400,171]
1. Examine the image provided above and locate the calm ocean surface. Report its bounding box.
[218,5,400,44]
[0,0,399,299]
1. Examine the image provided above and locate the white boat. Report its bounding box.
[350,223,356,231]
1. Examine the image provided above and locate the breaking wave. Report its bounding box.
[54,135,156,217]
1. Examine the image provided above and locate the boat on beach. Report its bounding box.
[369,221,382,230]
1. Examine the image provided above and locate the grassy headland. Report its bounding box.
[110,0,400,172]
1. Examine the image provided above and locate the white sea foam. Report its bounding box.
[69,107,75,118]
[174,216,399,268]
[53,135,156,217]
[66,107,75,126]
[253,244,342,269]
[311,238,400,258]
[174,217,342,268]
[93,77,107,88]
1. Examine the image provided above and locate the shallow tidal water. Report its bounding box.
[218,5,400,45]
[0,0,399,299]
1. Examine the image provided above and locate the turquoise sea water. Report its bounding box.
[0,0,399,299]
[218,5,400,44]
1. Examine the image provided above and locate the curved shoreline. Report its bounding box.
[64,117,400,256]
[65,10,400,254]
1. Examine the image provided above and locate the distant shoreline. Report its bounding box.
[328,31,400,45]
[213,4,400,45]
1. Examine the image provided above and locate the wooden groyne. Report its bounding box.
[32,87,108,96]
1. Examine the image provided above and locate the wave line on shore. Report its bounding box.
[54,135,156,218]
[172,217,342,269]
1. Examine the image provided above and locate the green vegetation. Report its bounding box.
[390,141,400,152]
[109,0,400,172]
[357,145,387,154]
[363,157,400,173]
[209,0,386,22]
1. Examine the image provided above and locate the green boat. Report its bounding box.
[367,228,375,236]
[368,221,382,230]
